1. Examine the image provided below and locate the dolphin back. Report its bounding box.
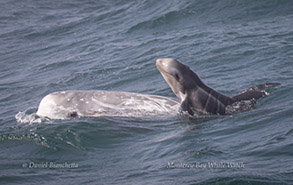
[232,83,280,101]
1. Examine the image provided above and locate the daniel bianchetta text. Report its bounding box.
[22,162,78,169]
[167,162,245,169]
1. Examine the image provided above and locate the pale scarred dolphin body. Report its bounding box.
[36,91,180,119]
[36,58,279,119]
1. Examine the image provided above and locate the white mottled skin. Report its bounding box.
[37,91,180,119]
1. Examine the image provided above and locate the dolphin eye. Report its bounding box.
[70,112,78,118]
[175,74,180,80]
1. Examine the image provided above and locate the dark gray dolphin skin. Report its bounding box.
[156,58,280,115]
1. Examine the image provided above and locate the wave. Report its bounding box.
[127,0,293,33]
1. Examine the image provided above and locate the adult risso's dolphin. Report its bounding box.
[36,90,180,119]
[156,58,280,116]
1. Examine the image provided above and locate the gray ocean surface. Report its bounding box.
[1,0,293,184]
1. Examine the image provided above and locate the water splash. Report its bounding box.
[225,99,257,114]
[15,109,51,124]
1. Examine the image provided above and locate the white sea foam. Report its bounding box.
[15,111,51,124]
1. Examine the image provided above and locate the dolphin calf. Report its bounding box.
[36,58,279,119]
[156,58,280,116]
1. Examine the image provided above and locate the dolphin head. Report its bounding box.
[156,58,204,102]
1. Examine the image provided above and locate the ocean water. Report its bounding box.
[1,0,293,184]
